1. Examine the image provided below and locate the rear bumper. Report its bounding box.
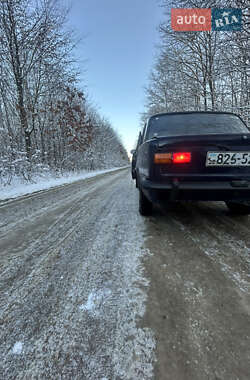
[141,178,250,202]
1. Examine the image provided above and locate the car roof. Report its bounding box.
[148,111,240,120]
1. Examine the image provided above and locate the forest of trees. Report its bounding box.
[0,0,128,185]
[143,0,249,126]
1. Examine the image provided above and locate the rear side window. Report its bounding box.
[146,113,249,139]
[137,132,142,147]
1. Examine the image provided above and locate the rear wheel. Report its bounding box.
[139,190,152,216]
[225,201,250,215]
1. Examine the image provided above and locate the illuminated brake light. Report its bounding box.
[154,153,172,164]
[173,152,191,163]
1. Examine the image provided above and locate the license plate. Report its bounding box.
[206,152,250,166]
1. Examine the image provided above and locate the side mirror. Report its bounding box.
[130,149,135,155]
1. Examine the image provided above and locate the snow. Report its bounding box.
[12,342,23,355]
[0,175,155,378]
[0,167,127,201]
[79,288,112,315]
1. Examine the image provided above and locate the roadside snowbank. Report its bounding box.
[0,167,127,201]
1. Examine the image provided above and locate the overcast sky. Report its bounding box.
[66,0,164,153]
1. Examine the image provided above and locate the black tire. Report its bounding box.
[139,190,153,216]
[225,201,250,215]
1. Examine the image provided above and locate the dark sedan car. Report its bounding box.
[134,111,250,215]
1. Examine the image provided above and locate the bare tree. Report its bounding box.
[0,0,128,184]
[143,0,249,125]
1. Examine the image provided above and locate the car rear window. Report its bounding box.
[146,113,249,139]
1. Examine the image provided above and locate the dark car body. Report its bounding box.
[131,132,142,182]
[131,151,137,179]
[135,111,250,214]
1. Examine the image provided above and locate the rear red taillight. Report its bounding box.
[173,152,191,164]
[154,152,191,164]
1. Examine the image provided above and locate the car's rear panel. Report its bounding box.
[139,133,250,202]
[152,133,250,178]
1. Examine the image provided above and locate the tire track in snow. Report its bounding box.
[171,202,250,294]
[0,172,128,294]
[142,203,250,380]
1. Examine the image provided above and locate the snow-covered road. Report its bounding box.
[1,168,250,379]
[0,169,155,379]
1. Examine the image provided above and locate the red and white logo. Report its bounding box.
[171,8,211,31]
